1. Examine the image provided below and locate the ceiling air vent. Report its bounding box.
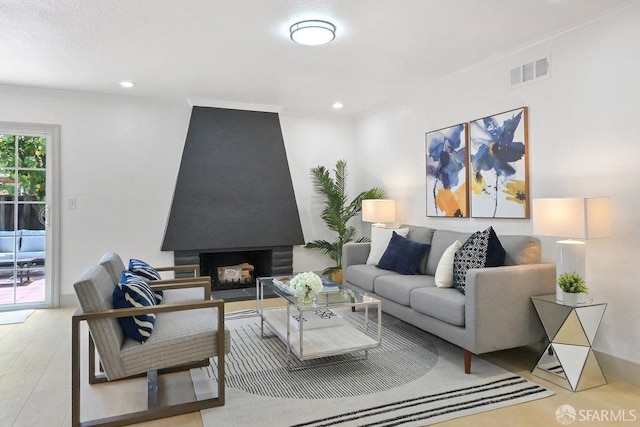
[510,55,550,87]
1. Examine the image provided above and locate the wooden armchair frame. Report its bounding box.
[72,299,226,427]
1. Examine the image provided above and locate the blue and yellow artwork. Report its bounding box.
[469,107,529,218]
[425,123,468,217]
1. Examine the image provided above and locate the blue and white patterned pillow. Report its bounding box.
[452,226,506,295]
[113,271,157,343]
[129,258,162,280]
[128,259,163,303]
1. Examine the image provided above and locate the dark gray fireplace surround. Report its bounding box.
[162,106,304,286]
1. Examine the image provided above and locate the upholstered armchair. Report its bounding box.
[72,264,228,427]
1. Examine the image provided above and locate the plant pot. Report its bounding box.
[562,292,579,306]
[328,269,343,284]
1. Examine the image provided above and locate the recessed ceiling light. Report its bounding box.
[290,20,336,46]
[120,81,135,88]
[332,102,343,109]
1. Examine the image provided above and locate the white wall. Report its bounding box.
[279,112,356,272]
[0,86,354,297]
[352,9,640,364]
[0,86,190,293]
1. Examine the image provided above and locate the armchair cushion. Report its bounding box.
[113,271,157,343]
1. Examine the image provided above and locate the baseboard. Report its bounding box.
[596,350,640,388]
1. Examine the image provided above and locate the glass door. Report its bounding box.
[0,133,48,308]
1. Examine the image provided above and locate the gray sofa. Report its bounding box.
[342,225,555,374]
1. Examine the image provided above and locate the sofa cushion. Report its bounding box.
[410,287,466,326]
[19,229,46,252]
[403,225,436,274]
[376,232,430,275]
[113,271,157,343]
[425,229,473,276]
[344,264,396,292]
[453,226,506,295]
[435,240,462,288]
[374,274,435,306]
[0,231,17,253]
[366,227,409,265]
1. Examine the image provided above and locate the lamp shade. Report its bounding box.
[532,197,612,239]
[362,199,396,224]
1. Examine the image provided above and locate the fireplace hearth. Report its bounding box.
[173,246,294,291]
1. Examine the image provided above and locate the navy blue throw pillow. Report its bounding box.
[453,226,506,294]
[377,231,431,275]
[113,271,157,343]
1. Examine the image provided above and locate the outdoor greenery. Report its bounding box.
[0,134,46,201]
[557,272,589,294]
[304,159,386,275]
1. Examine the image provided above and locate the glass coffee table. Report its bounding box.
[257,276,382,370]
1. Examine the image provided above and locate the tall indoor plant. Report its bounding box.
[305,159,386,281]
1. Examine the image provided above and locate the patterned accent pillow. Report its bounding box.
[453,226,506,294]
[376,232,430,275]
[128,259,163,303]
[113,271,157,343]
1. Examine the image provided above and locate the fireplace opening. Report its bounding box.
[200,250,272,290]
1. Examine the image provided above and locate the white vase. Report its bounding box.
[562,292,579,306]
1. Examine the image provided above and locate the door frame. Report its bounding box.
[0,121,60,309]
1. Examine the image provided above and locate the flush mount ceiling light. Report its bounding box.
[289,20,336,46]
[120,81,135,88]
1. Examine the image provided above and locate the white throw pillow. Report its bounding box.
[366,226,409,265]
[435,240,462,288]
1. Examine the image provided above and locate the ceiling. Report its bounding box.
[0,0,637,116]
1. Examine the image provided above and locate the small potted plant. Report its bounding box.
[557,272,588,306]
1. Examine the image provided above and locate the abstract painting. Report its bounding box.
[469,107,529,218]
[425,123,468,217]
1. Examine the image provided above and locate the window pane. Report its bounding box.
[0,169,16,197]
[18,136,46,169]
[0,135,16,168]
[17,170,46,201]
[17,203,45,230]
[0,199,15,231]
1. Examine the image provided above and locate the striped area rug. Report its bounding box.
[192,309,553,427]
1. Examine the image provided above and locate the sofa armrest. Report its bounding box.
[465,263,556,355]
[342,242,371,270]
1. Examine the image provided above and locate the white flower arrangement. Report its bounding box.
[290,271,323,301]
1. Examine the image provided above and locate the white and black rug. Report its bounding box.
[192,309,553,427]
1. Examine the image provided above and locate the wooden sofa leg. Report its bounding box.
[463,349,472,374]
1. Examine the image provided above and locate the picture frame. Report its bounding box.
[425,123,468,217]
[468,107,529,218]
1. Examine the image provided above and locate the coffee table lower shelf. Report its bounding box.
[261,307,380,369]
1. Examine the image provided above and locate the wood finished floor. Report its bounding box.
[0,299,638,427]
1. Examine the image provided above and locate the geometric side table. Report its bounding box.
[531,294,607,391]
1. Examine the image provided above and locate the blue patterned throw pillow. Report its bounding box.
[452,226,506,294]
[377,231,430,275]
[128,259,163,303]
[113,271,157,343]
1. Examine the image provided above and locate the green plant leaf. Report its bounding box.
[304,159,386,273]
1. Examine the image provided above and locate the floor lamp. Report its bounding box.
[362,199,396,228]
[532,197,612,302]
